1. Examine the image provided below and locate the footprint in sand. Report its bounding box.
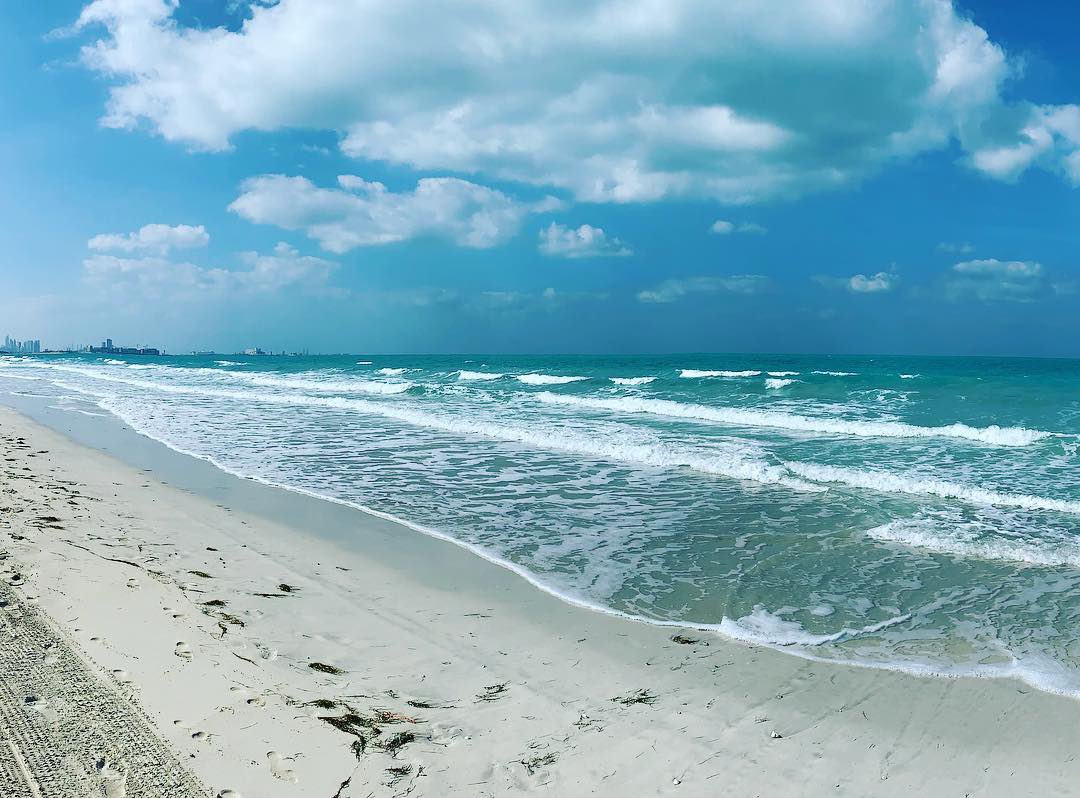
[267,751,298,783]
[191,730,209,741]
[126,577,139,589]
[217,791,241,798]
[95,757,128,798]
[174,641,192,660]
[111,669,131,683]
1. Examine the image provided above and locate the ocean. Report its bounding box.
[2,352,1079,694]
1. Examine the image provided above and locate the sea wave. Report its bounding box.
[719,605,911,647]
[680,369,761,378]
[767,371,799,377]
[377,367,408,376]
[865,518,1080,568]
[101,359,125,365]
[788,462,1080,514]
[240,373,412,395]
[458,370,504,381]
[899,374,919,379]
[37,365,816,490]
[765,378,797,389]
[812,371,857,376]
[517,374,588,385]
[610,376,656,385]
[535,392,1051,447]
[214,360,245,366]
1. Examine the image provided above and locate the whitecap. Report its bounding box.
[535,392,1051,447]
[680,369,761,378]
[377,367,408,376]
[788,462,1080,514]
[812,371,857,376]
[765,378,797,389]
[458,370,504,381]
[767,371,799,377]
[899,374,919,379]
[866,518,1080,567]
[517,374,588,385]
[610,376,656,386]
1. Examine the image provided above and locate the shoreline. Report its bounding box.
[2,397,1080,794]
[6,380,1077,699]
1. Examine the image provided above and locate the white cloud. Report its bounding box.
[88,223,209,254]
[968,105,1080,183]
[229,174,556,253]
[637,275,770,303]
[946,258,1045,302]
[68,0,1080,203]
[815,271,899,293]
[847,272,900,293]
[83,242,337,300]
[710,220,767,235]
[538,222,631,258]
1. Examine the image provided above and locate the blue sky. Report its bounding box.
[1,1,1079,355]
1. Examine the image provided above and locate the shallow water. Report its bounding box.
[2,352,1079,693]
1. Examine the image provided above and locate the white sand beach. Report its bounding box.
[2,401,1079,797]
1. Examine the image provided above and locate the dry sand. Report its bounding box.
[1,403,1079,797]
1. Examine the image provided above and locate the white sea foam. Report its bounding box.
[517,374,588,385]
[458,370,504,381]
[765,378,797,389]
[241,374,412,395]
[610,376,656,385]
[767,371,799,377]
[680,369,761,378]
[377,367,408,376]
[214,360,244,366]
[719,605,911,647]
[789,462,1080,514]
[812,370,857,376]
[356,360,373,365]
[102,359,125,365]
[865,519,1080,568]
[535,392,1050,447]
[34,364,815,490]
[899,374,919,379]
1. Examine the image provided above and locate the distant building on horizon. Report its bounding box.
[88,336,161,356]
[2,335,41,354]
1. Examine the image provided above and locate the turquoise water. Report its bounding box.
[2,353,1079,692]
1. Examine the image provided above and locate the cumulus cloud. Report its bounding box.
[67,0,1080,203]
[848,272,900,293]
[229,174,556,253]
[83,242,337,300]
[968,105,1080,183]
[637,275,770,303]
[710,220,767,235]
[88,223,209,254]
[538,222,631,258]
[946,258,1045,301]
[815,271,899,293]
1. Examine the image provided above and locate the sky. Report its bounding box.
[1,0,1079,356]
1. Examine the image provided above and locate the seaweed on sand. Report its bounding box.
[671,634,707,646]
[611,688,658,706]
[476,681,509,702]
[309,662,344,675]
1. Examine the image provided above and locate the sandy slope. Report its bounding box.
[1,403,1080,797]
